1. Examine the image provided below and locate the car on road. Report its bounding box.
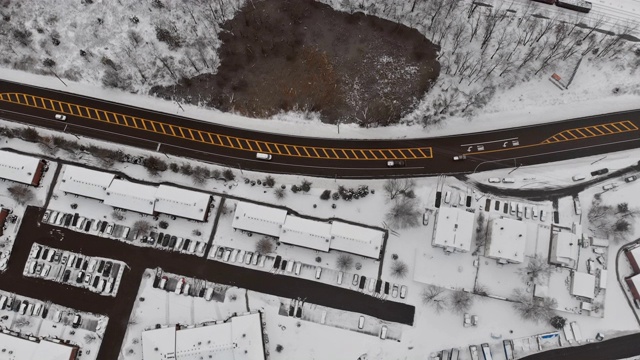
[625,175,637,183]
[54,114,67,121]
[386,160,405,167]
[256,152,272,160]
[488,178,501,183]
[453,155,466,161]
[591,168,608,176]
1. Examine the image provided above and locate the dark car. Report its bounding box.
[75,257,83,269]
[41,307,48,319]
[84,220,92,232]
[273,255,282,269]
[82,260,89,271]
[92,276,100,288]
[64,214,73,227]
[162,234,171,247]
[182,239,191,251]
[41,249,49,260]
[76,271,85,284]
[99,221,108,233]
[359,275,366,290]
[281,259,288,271]
[62,269,71,282]
[216,247,225,258]
[625,175,638,183]
[102,262,113,277]
[386,160,405,167]
[169,236,177,248]
[157,232,164,245]
[97,260,105,273]
[591,168,608,176]
[384,282,390,295]
[375,279,382,293]
[72,213,80,227]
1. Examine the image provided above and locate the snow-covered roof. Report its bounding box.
[550,232,579,267]
[628,245,640,267]
[0,332,77,360]
[155,185,211,221]
[58,165,114,200]
[571,271,596,299]
[232,202,287,237]
[142,313,265,360]
[0,150,42,185]
[628,273,640,294]
[280,216,331,252]
[486,218,527,263]
[142,326,176,360]
[329,221,384,259]
[432,207,474,252]
[104,179,157,214]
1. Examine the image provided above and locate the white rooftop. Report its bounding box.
[280,216,331,252]
[232,202,287,238]
[104,179,157,214]
[142,313,265,360]
[0,150,42,185]
[432,207,474,252]
[329,221,384,259]
[58,165,114,200]
[628,245,640,265]
[550,232,579,266]
[571,271,596,299]
[628,273,640,293]
[486,218,527,263]
[0,332,76,360]
[155,185,211,221]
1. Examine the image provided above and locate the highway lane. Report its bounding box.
[1,79,640,178]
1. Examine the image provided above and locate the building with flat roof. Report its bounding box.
[485,218,527,264]
[154,185,212,221]
[0,330,79,360]
[329,221,384,259]
[571,271,596,299]
[550,232,579,268]
[280,216,331,252]
[432,207,474,253]
[0,150,46,186]
[142,312,265,360]
[232,202,287,238]
[104,179,157,215]
[58,165,115,200]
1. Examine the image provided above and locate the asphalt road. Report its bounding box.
[1,206,414,360]
[1,79,640,178]
[520,332,640,360]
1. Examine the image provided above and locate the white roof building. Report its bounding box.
[432,207,474,252]
[329,221,384,259]
[232,202,287,238]
[155,185,211,221]
[550,232,579,268]
[280,216,331,252]
[571,271,596,299]
[0,332,78,360]
[142,313,265,360]
[58,165,114,200]
[104,179,157,214]
[485,218,527,264]
[0,150,44,186]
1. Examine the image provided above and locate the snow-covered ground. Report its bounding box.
[0,289,108,360]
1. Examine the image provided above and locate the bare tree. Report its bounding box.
[422,285,448,313]
[336,254,354,271]
[191,166,211,185]
[450,290,473,314]
[255,237,275,254]
[383,179,415,200]
[133,220,152,235]
[274,187,286,200]
[512,288,557,323]
[519,254,552,285]
[391,260,408,278]
[582,14,606,41]
[386,200,420,229]
[7,185,34,205]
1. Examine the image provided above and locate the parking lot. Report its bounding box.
[24,243,125,297]
[0,206,415,360]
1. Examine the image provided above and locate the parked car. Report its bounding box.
[175,278,185,295]
[105,224,114,235]
[245,252,253,265]
[358,316,365,329]
[169,236,177,248]
[158,276,168,290]
[62,269,71,282]
[315,266,322,279]
[400,285,407,299]
[251,253,259,266]
[72,314,82,328]
[352,274,359,286]
[223,249,231,262]
[392,285,399,298]
[42,210,52,223]
[591,168,608,176]
[488,177,501,183]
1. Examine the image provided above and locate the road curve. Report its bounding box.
[1,79,640,178]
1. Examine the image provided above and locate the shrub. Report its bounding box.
[336,254,354,271]
[274,188,286,199]
[256,237,274,254]
[550,315,567,329]
[291,185,300,193]
[390,260,408,278]
[315,256,321,263]
[320,190,331,200]
[264,175,275,187]
[169,163,179,173]
[143,156,168,176]
[386,200,420,229]
[275,345,284,353]
[192,166,210,185]
[7,185,34,205]
[222,169,235,181]
[18,127,40,142]
[332,192,340,201]
[180,163,193,175]
[301,179,312,192]
[133,220,151,235]
[159,221,169,229]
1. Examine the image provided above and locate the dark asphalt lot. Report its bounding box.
[1,79,640,178]
[0,206,414,360]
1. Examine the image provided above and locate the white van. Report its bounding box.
[458,193,465,206]
[380,325,388,339]
[502,178,515,184]
[488,178,501,183]
[358,316,365,329]
[572,174,586,181]
[444,191,451,204]
[286,260,294,273]
[294,262,302,275]
[602,184,614,191]
[315,266,322,279]
[256,153,272,160]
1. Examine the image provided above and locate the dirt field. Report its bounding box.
[151,0,439,127]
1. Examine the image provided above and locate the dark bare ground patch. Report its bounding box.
[151,0,440,127]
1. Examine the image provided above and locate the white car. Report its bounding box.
[400,285,407,299]
[453,155,466,161]
[54,114,67,121]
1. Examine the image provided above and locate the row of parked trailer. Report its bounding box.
[24,243,123,297]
